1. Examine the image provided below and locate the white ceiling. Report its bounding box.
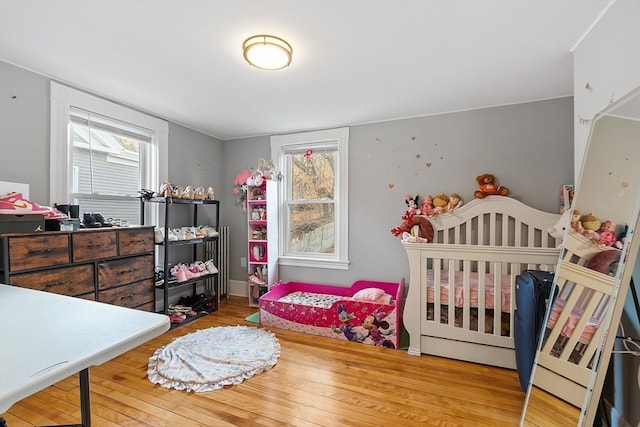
[0,0,612,140]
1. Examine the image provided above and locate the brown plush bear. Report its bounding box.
[474,174,509,198]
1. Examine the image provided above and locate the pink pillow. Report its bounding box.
[353,287,385,301]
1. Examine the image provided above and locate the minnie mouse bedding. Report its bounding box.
[258,279,404,349]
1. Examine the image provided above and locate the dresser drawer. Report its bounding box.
[9,264,94,297]
[3,234,70,272]
[119,227,154,256]
[98,279,154,309]
[97,254,154,289]
[72,231,117,262]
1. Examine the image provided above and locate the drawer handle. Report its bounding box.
[119,268,136,275]
[87,244,104,249]
[120,293,136,300]
[129,239,145,243]
[30,249,53,255]
[45,281,68,288]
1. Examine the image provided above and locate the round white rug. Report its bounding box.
[148,325,280,392]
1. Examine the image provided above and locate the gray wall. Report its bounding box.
[1,58,574,290]
[0,61,224,211]
[222,97,575,287]
[0,60,50,205]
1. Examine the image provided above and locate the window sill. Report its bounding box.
[278,256,349,270]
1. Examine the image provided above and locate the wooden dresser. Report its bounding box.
[0,227,155,311]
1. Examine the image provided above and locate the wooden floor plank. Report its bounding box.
[2,295,551,426]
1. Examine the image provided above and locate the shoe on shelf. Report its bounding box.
[194,186,206,200]
[154,228,164,243]
[198,225,218,237]
[0,192,54,214]
[83,213,102,228]
[205,259,218,274]
[137,189,154,200]
[170,264,188,282]
[156,182,173,198]
[183,186,195,200]
[44,208,68,220]
[93,213,113,227]
[206,186,215,200]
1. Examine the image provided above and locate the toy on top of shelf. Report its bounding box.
[473,173,509,198]
[433,193,449,214]
[404,194,419,215]
[581,213,601,241]
[445,193,463,213]
[419,194,436,216]
[570,209,585,234]
[598,220,617,247]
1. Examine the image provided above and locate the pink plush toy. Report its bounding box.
[598,220,617,247]
[419,194,436,216]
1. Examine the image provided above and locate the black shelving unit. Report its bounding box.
[140,196,220,325]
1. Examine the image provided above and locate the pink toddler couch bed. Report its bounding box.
[258,279,404,349]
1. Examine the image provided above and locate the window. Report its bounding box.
[50,82,168,225]
[271,127,349,269]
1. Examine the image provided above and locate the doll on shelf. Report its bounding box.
[445,193,463,213]
[405,194,419,215]
[598,220,617,247]
[419,194,436,216]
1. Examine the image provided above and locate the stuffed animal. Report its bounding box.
[615,225,628,249]
[548,209,571,247]
[570,209,584,234]
[433,193,449,214]
[581,213,601,241]
[587,249,621,275]
[405,194,419,215]
[598,220,617,247]
[246,170,264,186]
[446,193,463,213]
[419,194,436,216]
[474,173,509,198]
[391,211,434,242]
[257,158,281,181]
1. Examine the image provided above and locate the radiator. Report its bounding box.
[207,225,229,299]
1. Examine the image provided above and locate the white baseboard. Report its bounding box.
[229,279,248,297]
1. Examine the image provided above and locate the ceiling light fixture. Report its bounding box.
[243,35,292,70]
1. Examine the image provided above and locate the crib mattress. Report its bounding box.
[426,269,512,312]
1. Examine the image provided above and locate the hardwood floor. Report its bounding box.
[2,296,529,426]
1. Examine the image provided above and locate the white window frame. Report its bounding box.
[271,127,349,270]
[50,81,168,225]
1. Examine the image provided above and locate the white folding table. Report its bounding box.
[0,284,170,426]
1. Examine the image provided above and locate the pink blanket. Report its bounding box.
[426,269,512,313]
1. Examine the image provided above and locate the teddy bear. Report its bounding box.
[474,173,509,198]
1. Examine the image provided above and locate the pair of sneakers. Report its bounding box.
[83,213,112,228]
[0,192,71,220]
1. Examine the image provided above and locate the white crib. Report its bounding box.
[403,196,561,368]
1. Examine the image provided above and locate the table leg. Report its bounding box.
[79,368,91,427]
